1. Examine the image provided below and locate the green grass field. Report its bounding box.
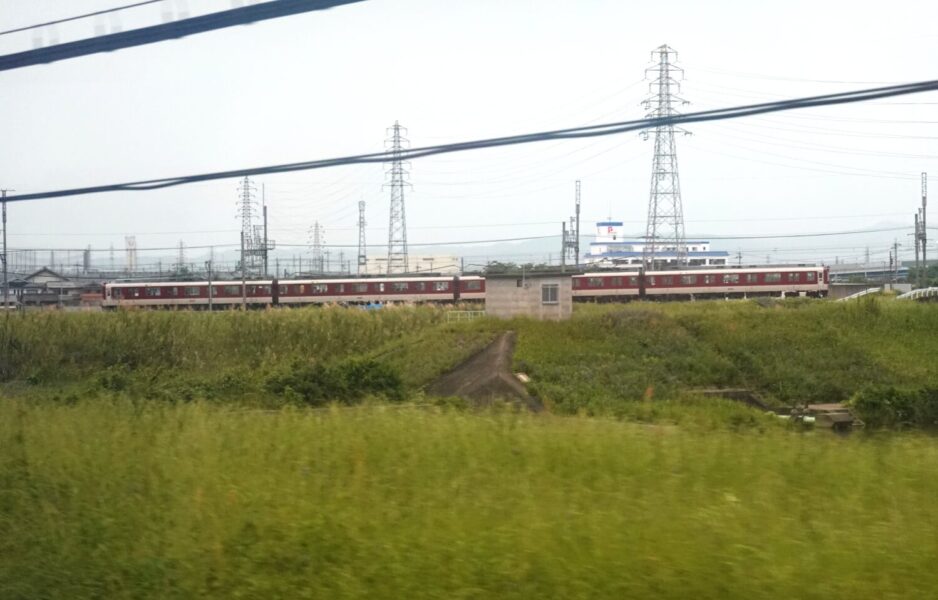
[2,300,938,597]
[2,400,937,599]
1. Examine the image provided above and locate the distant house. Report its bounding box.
[9,268,100,308]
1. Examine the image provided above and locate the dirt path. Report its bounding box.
[426,331,542,412]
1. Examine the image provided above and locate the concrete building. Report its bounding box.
[485,272,573,320]
[585,220,729,267]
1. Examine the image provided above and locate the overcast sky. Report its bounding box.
[1,0,936,271]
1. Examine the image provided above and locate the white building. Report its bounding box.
[361,255,460,275]
[586,220,729,268]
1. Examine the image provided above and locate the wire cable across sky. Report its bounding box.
[6,79,938,203]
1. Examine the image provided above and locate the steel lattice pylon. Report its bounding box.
[385,121,411,274]
[642,44,690,270]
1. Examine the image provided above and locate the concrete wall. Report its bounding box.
[485,275,573,320]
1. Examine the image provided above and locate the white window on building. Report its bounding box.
[541,283,559,305]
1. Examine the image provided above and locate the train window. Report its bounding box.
[764,273,781,283]
[171,287,179,297]
[313,284,328,294]
[377,283,385,292]
[278,285,288,295]
[704,275,716,284]
[146,287,160,297]
[628,276,639,286]
[392,282,409,292]
[588,277,604,288]
[256,285,271,295]
[465,280,482,290]
[112,288,122,299]
[353,283,369,293]
[806,272,816,281]
[648,276,656,286]
[745,274,758,283]
[224,285,240,295]
[681,275,696,285]
[334,284,344,293]
[661,276,674,286]
[185,287,201,297]
[132,289,141,298]
[541,284,559,305]
[415,282,426,292]
[722,274,740,284]
[434,281,450,291]
[788,273,800,282]
[611,277,623,286]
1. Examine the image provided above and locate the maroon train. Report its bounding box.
[102,265,828,309]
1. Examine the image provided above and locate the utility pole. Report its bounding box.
[1,189,11,309]
[914,213,921,285]
[893,239,900,283]
[574,180,581,267]
[919,172,928,287]
[560,221,567,273]
[206,259,213,311]
[262,192,269,278]
[385,121,411,274]
[240,231,247,309]
[357,200,367,276]
[642,44,691,270]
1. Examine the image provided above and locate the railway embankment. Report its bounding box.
[1,297,936,428]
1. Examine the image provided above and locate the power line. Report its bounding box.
[8,78,938,203]
[0,1,166,36]
[0,0,367,72]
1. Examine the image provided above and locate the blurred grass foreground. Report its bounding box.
[3,400,938,599]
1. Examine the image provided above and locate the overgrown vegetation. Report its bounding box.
[513,299,938,417]
[1,299,937,423]
[3,400,938,599]
[0,306,496,407]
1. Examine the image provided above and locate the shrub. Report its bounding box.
[850,386,938,428]
[266,358,404,406]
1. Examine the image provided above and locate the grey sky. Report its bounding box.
[1,0,936,269]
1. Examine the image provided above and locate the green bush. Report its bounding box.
[266,358,404,406]
[850,386,938,428]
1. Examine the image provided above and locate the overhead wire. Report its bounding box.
[0,0,166,36]
[8,78,938,203]
[0,0,367,71]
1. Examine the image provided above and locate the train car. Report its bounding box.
[102,275,485,309]
[572,266,828,301]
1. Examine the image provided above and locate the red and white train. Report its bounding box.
[102,266,828,309]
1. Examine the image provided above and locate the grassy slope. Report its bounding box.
[2,400,937,599]
[0,306,496,405]
[512,299,938,415]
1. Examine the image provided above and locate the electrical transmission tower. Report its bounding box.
[124,236,137,274]
[175,240,186,273]
[237,176,258,276]
[309,221,325,274]
[641,44,691,270]
[357,200,367,276]
[385,121,411,274]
